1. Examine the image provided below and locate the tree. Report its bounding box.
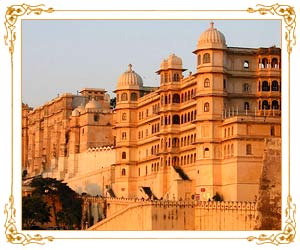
[22,195,51,229]
[30,177,83,229]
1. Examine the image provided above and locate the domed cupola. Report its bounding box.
[85,98,101,109]
[117,64,143,90]
[167,54,183,69]
[160,59,168,70]
[196,22,227,50]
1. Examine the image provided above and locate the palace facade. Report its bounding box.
[22,22,281,202]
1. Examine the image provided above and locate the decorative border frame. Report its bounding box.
[2,1,297,247]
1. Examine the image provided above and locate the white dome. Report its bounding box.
[85,99,101,109]
[117,64,143,90]
[197,22,226,50]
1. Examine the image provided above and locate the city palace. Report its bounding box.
[22,22,281,206]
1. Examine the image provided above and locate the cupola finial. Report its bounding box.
[128,64,133,72]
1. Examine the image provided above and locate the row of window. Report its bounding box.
[259,80,280,92]
[161,90,196,105]
[224,126,234,138]
[161,133,197,149]
[138,123,160,140]
[161,110,197,125]
[197,53,211,65]
[161,72,181,83]
[197,53,280,70]
[137,134,197,160]
[258,58,280,69]
[138,108,151,120]
[259,100,280,110]
[117,92,138,102]
[121,143,254,177]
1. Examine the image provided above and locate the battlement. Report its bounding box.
[84,196,256,210]
[87,145,115,152]
[84,196,257,230]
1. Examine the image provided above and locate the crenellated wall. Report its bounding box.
[194,201,256,230]
[86,197,256,231]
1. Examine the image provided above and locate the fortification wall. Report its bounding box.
[194,201,256,230]
[89,199,195,230]
[88,198,255,230]
[59,147,115,195]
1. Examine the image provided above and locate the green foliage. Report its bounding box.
[22,195,51,229]
[29,177,83,229]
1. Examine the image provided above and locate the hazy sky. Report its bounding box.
[22,19,281,108]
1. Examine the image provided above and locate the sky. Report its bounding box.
[22,19,281,108]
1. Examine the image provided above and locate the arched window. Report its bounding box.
[262,58,268,68]
[243,83,250,92]
[272,80,279,91]
[272,100,279,109]
[122,152,126,159]
[262,81,270,91]
[271,126,275,136]
[204,102,210,112]
[172,115,180,124]
[122,113,127,120]
[164,73,168,83]
[94,114,99,122]
[172,94,180,103]
[173,73,180,82]
[197,54,201,65]
[204,78,210,88]
[246,144,252,155]
[121,93,128,101]
[130,92,137,101]
[121,168,126,176]
[244,102,250,110]
[204,148,210,158]
[203,53,211,63]
[243,61,249,69]
[122,132,127,140]
[271,58,279,68]
[262,100,269,110]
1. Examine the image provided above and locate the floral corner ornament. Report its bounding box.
[4,4,54,54]
[4,195,54,245]
[247,3,296,53]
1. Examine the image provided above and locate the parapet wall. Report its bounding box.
[195,201,256,230]
[87,198,257,231]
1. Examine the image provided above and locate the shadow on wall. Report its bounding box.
[85,183,102,196]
